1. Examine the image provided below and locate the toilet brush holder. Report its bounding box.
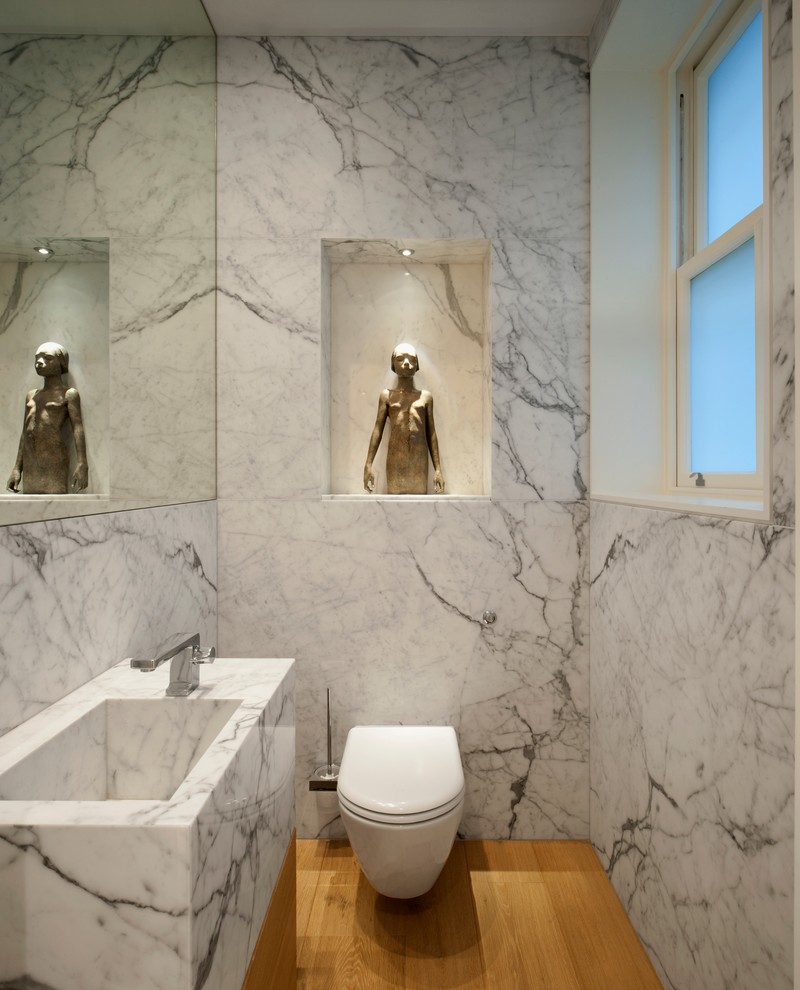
[309,687,340,791]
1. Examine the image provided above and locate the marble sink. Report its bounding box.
[0,655,295,990]
[0,698,241,802]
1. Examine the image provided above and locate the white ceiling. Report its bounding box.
[3,0,604,39]
[201,0,605,37]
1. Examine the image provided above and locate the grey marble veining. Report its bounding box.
[587,6,795,989]
[0,35,214,240]
[0,34,217,518]
[0,500,217,737]
[219,497,588,840]
[0,657,294,990]
[216,34,590,841]
[217,36,589,504]
[590,500,793,990]
[769,0,794,527]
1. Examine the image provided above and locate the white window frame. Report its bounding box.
[669,0,769,498]
[675,209,765,491]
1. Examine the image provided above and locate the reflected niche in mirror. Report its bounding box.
[0,238,109,502]
[0,29,216,525]
[364,343,445,495]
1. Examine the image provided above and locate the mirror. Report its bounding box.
[0,2,216,525]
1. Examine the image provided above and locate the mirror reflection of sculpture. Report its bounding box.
[364,342,444,495]
[6,342,89,495]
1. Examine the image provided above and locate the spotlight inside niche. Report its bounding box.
[35,246,53,257]
[399,248,414,257]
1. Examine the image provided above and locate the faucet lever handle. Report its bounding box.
[192,645,216,664]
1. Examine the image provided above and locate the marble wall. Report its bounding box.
[589,3,795,989]
[0,34,216,514]
[216,36,590,838]
[0,500,217,737]
[590,503,794,989]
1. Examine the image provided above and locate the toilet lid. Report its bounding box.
[337,725,464,817]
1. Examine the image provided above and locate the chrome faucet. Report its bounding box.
[128,633,216,697]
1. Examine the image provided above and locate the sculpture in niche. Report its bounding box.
[7,342,88,495]
[364,343,444,495]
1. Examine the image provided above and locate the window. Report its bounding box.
[673,0,766,494]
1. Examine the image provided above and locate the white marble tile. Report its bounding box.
[216,36,589,503]
[0,500,217,737]
[216,236,324,500]
[590,500,793,990]
[191,675,294,990]
[0,34,216,524]
[110,237,216,502]
[219,496,588,839]
[194,694,295,990]
[0,35,215,240]
[0,657,294,990]
[491,234,589,501]
[216,33,590,847]
[769,0,794,527]
[0,823,191,990]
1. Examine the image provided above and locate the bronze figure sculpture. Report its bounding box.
[364,343,444,495]
[7,342,88,495]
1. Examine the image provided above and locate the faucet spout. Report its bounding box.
[128,633,215,696]
[129,633,200,672]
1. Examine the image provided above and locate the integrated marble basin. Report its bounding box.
[0,656,295,990]
[0,698,240,801]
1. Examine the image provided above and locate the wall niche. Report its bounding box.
[323,239,491,498]
[0,238,109,500]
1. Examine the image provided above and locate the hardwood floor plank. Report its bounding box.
[471,881,581,990]
[298,935,404,989]
[541,872,663,989]
[297,838,327,876]
[402,845,485,989]
[299,838,361,887]
[532,839,605,874]
[305,881,377,939]
[465,839,545,883]
[296,839,663,990]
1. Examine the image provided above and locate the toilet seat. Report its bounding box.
[337,725,464,819]
[338,785,465,826]
[337,724,465,898]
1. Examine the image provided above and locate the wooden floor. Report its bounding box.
[297,839,663,990]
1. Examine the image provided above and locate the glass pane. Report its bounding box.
[706,11,762,242]
[690,237,756,474]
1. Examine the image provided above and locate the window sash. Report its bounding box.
[692,0,764,253]
[675,209,765,492]
[669,0,768,499]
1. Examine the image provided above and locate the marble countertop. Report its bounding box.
[0,655,294,827]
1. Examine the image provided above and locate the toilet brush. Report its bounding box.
[310,687,340,790]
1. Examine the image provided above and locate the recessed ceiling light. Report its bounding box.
[400,248,414,257]
[35,246,53,257]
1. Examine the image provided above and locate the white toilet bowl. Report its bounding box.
[337,725,465,899]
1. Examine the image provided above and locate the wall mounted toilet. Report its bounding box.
[337,725,465,898]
